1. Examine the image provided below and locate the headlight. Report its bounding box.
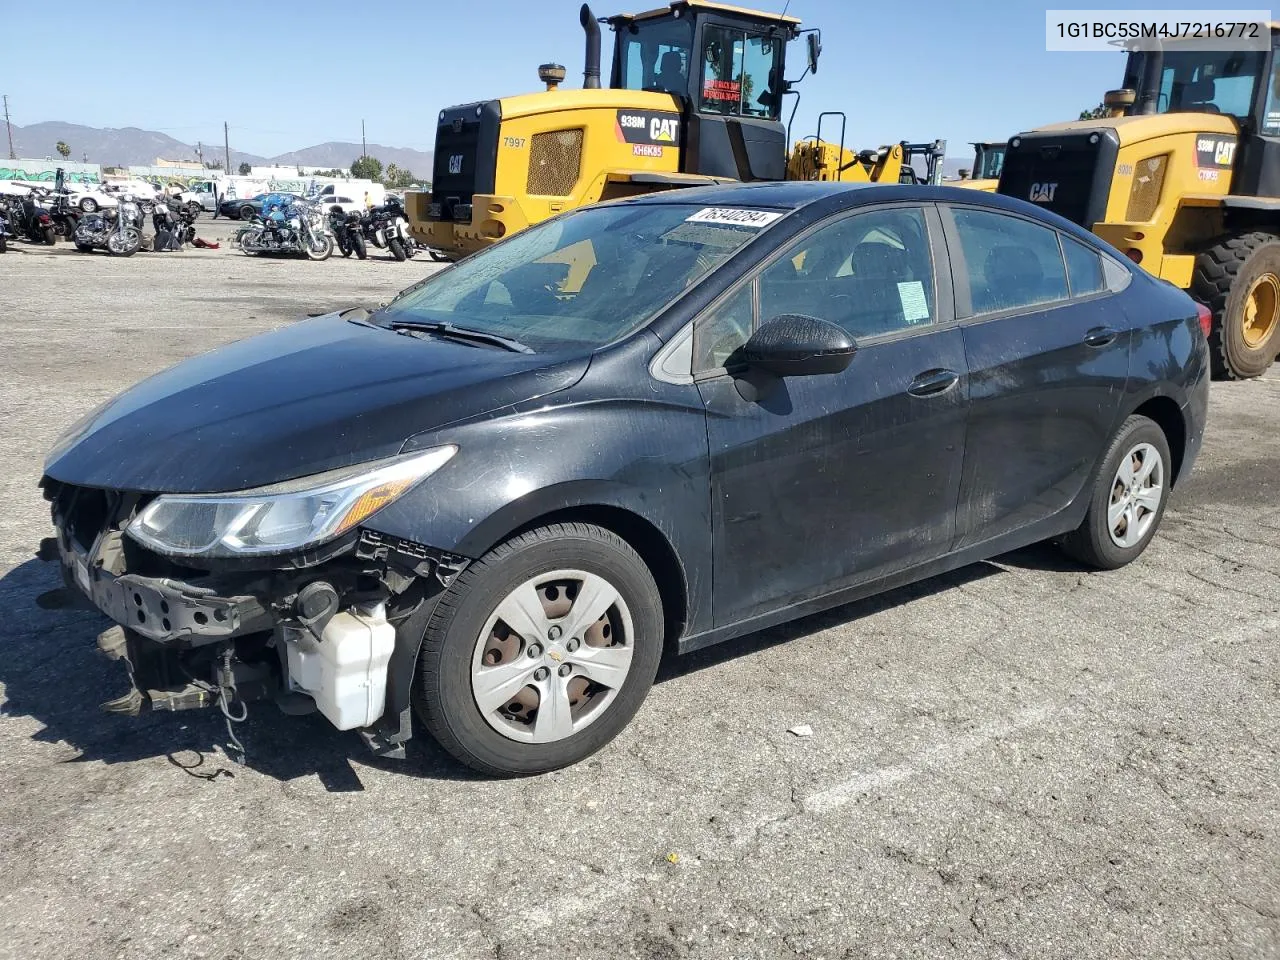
[126,446,457,558]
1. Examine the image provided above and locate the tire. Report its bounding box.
[351,233,367,260]
[106,227,140,257]
[0,236,6,254]
[413,522,664,776]
[41,225,57,245]
[429,248,450,262]
[337,234,351,257]
[187,201,202,219]
[388,237,407,261]
[239,205,255,221]
[74,242,93,253]
[79,197,97,213]
[402,239,416,259]
[303,234,333,262]
[1059,415,1173,570]
[1192,232,1280,380]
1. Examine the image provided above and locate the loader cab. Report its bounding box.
[607,0,803,181]
[1121,28,1280,196]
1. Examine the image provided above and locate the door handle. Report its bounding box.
[907,368,960,397]
[1084,326,1119,347]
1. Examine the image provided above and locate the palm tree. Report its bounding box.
[56,141,71,159]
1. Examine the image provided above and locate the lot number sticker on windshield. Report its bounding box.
[685,207,783,228]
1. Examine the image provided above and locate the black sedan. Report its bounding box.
[39,183,1209,776]
[216,192,304,220]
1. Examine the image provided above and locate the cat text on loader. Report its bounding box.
[410,0,818,259]
[998,27,1280,378]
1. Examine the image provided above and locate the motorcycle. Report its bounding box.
[0,204,11,253]
[46,168,81,240]
[240,199,333,260]
[329,205,367,259]
[151,197,196,251]
[72,195,144,256]
[365,198,415,261]
[13,191,58,245]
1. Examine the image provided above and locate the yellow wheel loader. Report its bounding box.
[409,0,944,260]
[999,28,1280,378]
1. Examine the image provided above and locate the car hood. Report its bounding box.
[44,313,589,493]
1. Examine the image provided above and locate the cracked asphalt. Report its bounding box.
[0,223,1277,960]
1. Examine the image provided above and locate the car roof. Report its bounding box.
[621,181,1109,247]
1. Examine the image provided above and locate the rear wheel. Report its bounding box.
[187,201,202,219]
[239,204,255,221]
[351,233,367,260]
[1059,415,1172,570]
[1192,232,1280,379]
[388,237,407,261]
[413,523,663,776]
[42,225,57,245]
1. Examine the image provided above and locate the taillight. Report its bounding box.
[38,214,51,224]
[1196,303,1213,338]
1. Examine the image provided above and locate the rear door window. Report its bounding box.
[949,208,1069,316]
[1062,234,1106,297]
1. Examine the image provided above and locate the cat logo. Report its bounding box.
[649,117,679,143]
[1214,141,1236,165]
[1029,182,1058,203]
[448,155,463,175]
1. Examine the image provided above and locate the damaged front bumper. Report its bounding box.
[39,482,468,760]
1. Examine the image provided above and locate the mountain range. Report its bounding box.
[9,122,434,175]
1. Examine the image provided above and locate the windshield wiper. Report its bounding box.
[388,320,534,354]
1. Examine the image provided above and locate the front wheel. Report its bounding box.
[337,233,351,257]
[304,234,334,262]
[388,237,407,261]
[1059,415,1172,570]
[106,227,140,257]
[239,205,255,221]
[413,523,664,776]
[351,232,367,260]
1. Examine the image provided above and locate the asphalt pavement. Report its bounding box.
[0,229,1276,960]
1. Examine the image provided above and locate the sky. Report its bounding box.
[0,0,1187,164]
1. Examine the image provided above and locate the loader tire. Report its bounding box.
[1192,232,1280,380]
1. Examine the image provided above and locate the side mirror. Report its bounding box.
[740,314,855,377]
[806,32,822,75]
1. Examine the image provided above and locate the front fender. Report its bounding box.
[364,336,715,634]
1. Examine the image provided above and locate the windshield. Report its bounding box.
[615,17,694,94]
[377,202,780,352]
[973,144,1005,180]
[1130,48,1265,121]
